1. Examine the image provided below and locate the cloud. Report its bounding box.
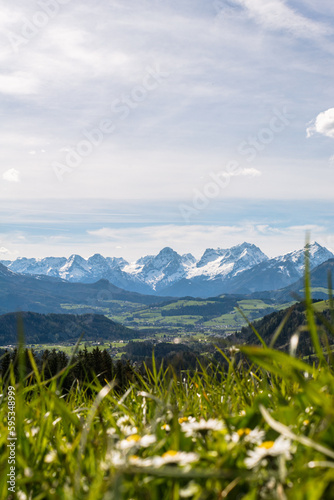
[238,168,261,177]
[0,72,39,96]
[3,169,20,182]
[307,108,334,139]
[86,223,329,260]
[230,0,331,39]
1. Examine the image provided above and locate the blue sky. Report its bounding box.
[1,0,334,261]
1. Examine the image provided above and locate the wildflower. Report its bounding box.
[45,450,57,463]
[180,481,201,498]
[229,427,265,444]
[153,450,199,467]
[179,417,193,424]
[245,436,293,469]
[181,418,225,437]
[117,434,156,450]
[116,415,137,436]
[25,427,40,438]
[161,424,171,431]
[17,492,28,500]
[106,428,116,436]
[104,450,125,468]
[24,468,33,477]
[129,455,154,467]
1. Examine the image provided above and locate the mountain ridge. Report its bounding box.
[2,242,333,298]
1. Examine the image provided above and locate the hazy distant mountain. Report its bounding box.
[2,242,333,298]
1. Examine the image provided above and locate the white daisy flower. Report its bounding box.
[117,434,156,451]
[128,455,154,467]
[178,416,196,424]
[181,418,225,437]
[104,450,126,468]
[44,450,57,463]
[116,415,138,436]
[229,427,266,444]
[245,436,293,469]
[152,450,199,467]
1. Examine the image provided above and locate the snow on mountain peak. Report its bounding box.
[2,241,333,296]
[276,242,334,275]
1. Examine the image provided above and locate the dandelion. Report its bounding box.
[245,436,293,469]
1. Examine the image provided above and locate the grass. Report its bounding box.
[1,250,334,499]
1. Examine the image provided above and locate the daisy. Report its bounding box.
[116,416,138,436]
[152,450,199,467]
[181,418,225,437]
[128,455,154,467]
[117,434,156,451]
[229,427,265,444]
[245,436,293,469]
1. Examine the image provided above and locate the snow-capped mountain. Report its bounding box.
[1,242,333,298]
[222,242,334,294]
[123,247,196,292]
[188,243,268,280]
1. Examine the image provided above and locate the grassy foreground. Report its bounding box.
[1,260,334,499]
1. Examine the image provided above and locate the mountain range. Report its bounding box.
[2,242,333,298]
[0,263,168,316]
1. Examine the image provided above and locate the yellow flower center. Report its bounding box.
[162,450,178,458]
[260,441,275,450]
[178,417,188,424]
[237,428,251,437]
[126,434,141,442]
[303,420,310,426]
[130,455,139,460]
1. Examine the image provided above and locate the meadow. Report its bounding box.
[1,260,334,500]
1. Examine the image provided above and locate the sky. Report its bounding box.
[1,0,334,262]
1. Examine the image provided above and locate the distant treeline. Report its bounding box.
[0,347,136,392]
[0,343,218,393]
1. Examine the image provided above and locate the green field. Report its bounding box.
[1,292,334,499]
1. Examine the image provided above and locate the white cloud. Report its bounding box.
[239,168,261,177]
[231,0,331,39]
[86,223,327,260]
[307,108,334,139]
[0,72,39,96]
[3,168,20,182]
